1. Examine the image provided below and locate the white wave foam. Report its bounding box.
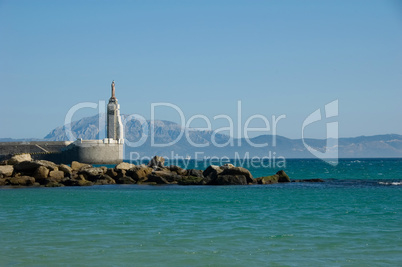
[379,182,402,186]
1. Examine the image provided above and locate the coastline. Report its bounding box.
[0,154,323,188]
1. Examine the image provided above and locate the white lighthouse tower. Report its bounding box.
[107,81,124,142]
[58,81,124,164]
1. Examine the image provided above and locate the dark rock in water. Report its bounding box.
[14,161,41,174]
[256,170,291,184]
[276,170,290,183]
[78,167,104,181]
[78,180,94,186]
[14,160,61,176]
[203,165,224,180]
[211,174,248,185]
[37,177,62,186]
[62,175,93,186]
[256,175,277,184]
[93,174,116,185]
[148,156,165,168]
[0,155,305,188]
[169,165,187,175]
[7,176,36,186]
[116,176,136,184]
[220,166,254,184]
[292,179,324,183]
[126,166,152,182]
[114,169,126,179]
[137,181,158,185]
[147,172,170,184]
[152,170,182,183]
[36,169,64,186]
[185,169,204,178]
[177,176,205,185]
[204,164,254,185]
[106,168,118,178]
[45,182,64,187]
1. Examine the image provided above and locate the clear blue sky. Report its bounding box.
[0,0,401,139]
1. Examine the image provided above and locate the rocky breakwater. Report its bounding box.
[0,154,323,187]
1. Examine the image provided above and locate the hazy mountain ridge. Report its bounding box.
[6,114,402,158]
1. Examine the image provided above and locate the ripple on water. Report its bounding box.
[1,159,402,265]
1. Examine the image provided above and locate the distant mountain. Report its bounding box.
[0,138,45,142]
[42,114,402,159]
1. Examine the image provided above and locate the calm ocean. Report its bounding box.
[1,159,401,266]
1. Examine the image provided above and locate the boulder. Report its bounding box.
[93,174,116,185]
[115,162,135,171]
[14,160,62,175]
[220,166,254,184]
[8,154,32,165]
[68,179,94,186]
[35,160,58,171]
[49,170,65,180]
[147,156,165,168]
[116,176,136,184]
[0,165,14,177]
[256,175,278,184]
[61,174,93,186]
[7,176,36,186]
[114,169,127,179]
[147,172,170,184]
[76,180,94,186]
[106,168,118,178]
[76,174,86,181]
[276,170,290,183]
[149,170,181,183]
[126,166,153,182]
[203,165,224,180]
[256,170,291,184]
[36,173,63,186]
[204,164,254,185]
[58,164,72,176]
[169,165,187,175]
[14,161,41,174]
[79,167,104,177]
[78,167,105,181]
[185,169,204,178]
[137,181,158,185]
[71,161,92,171]
[45,182,64,187]
[34,166,49,179]
[0,178,7,186]
[177,176,206,185]
[211,174,248,185]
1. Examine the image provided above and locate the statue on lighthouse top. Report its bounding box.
[111,80,116,99]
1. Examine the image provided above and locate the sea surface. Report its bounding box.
[1,158,401,266]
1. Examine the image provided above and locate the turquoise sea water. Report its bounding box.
[1,159,401,266]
